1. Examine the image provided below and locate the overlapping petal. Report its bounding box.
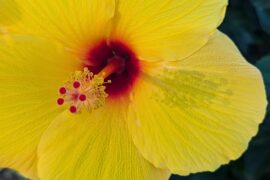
[1,0,228,62]
[0,35,80,178]
[0,0,266,179]
[112,0,228,61]
[0,0,115,55]
[37,101,170,180]
[128,31,267,175]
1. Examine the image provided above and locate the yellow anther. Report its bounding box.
[57,68,110,113]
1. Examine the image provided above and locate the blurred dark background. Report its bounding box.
[1,0,270,179]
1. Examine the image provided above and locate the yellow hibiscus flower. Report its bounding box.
[0,0,267,179]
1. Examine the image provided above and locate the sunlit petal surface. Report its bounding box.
[112,0,227,61]
[128,31,267,175]
[0,35,80,178]
[37,101,170,180]
[0,0,115,55]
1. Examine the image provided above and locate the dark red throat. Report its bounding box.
[85,40,140,98]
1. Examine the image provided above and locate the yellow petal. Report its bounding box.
[0,0,115,55]
[37,101,170,180]
[128,31,267,175]
[0,35,80,178]
[112,0,227,61]
[0,0,20,26]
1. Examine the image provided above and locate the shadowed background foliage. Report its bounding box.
[0,0,270,179]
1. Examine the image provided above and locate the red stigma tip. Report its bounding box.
[59,87,67,94]
[79,94,87,101]
[57,98,65,105]
[73,81,81,89]
[70,106,77,113]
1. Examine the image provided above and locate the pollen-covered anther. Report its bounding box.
[56,68,110,113]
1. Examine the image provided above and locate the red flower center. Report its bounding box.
[85,40,140,98]
[57,40,140,113]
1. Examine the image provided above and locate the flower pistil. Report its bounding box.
[56,56,125,113]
